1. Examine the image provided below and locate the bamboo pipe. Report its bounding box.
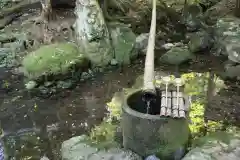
[143,0,157,94]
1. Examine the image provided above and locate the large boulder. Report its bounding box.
[109,23,137,65]
[187,30,214,53]
[61,135,142,160]
[214,16,240,63]
[182,131,240,160]
[221,62,240,79]
[158,46,194,65]
[22,43,89,80]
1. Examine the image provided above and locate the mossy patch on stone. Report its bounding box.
[109,23,137,65]
[22,43,88,80]
[148,118,190,159]
[83,40,113,67]
[159,46,194,65]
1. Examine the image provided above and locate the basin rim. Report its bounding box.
[123,89,169,120]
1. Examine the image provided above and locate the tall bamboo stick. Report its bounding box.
[143,0,157,94]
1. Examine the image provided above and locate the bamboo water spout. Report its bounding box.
[143,0,157,94]
[162,76,171,110]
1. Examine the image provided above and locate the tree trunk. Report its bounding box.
[235,0,240,17]
[40,0,53,21]
[74,0,113,67]
[143,0,156,94]
[204,72,215,134]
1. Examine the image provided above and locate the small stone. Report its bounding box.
[40,156,49,160]
[25,81,37,90]
[50,87,57,93]
[39,86,49,95]
[88,69,93,76]
[134,33,149,54]
[162,43,174,50]
[57,80,73,89]
[145,155,160,160]
[44,81,53,87]
[81,72,90,80]
[161,42,184,50]
[110,59,118,66]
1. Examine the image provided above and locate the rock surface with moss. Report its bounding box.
[182,131,240,160]
[159,46,194,65]
[61,132,142,160]
[22,43,88,80]
[213,16,240,79]
[188,30,213,53]
[109,23,137,65]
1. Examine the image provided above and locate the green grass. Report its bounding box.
[22,43,86,80]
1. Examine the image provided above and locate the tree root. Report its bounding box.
[0,0,41,19]
[0,14,22,29]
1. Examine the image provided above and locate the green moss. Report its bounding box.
[83,39,113,67]
[22,43,87,80]
[154,119,190,159]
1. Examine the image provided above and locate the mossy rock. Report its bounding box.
[61,135,142,160]
[22,43,89,80]
[109,23,137,65]
[83,40,113,67]
[182,131,240,160]
[159,46,194,65]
